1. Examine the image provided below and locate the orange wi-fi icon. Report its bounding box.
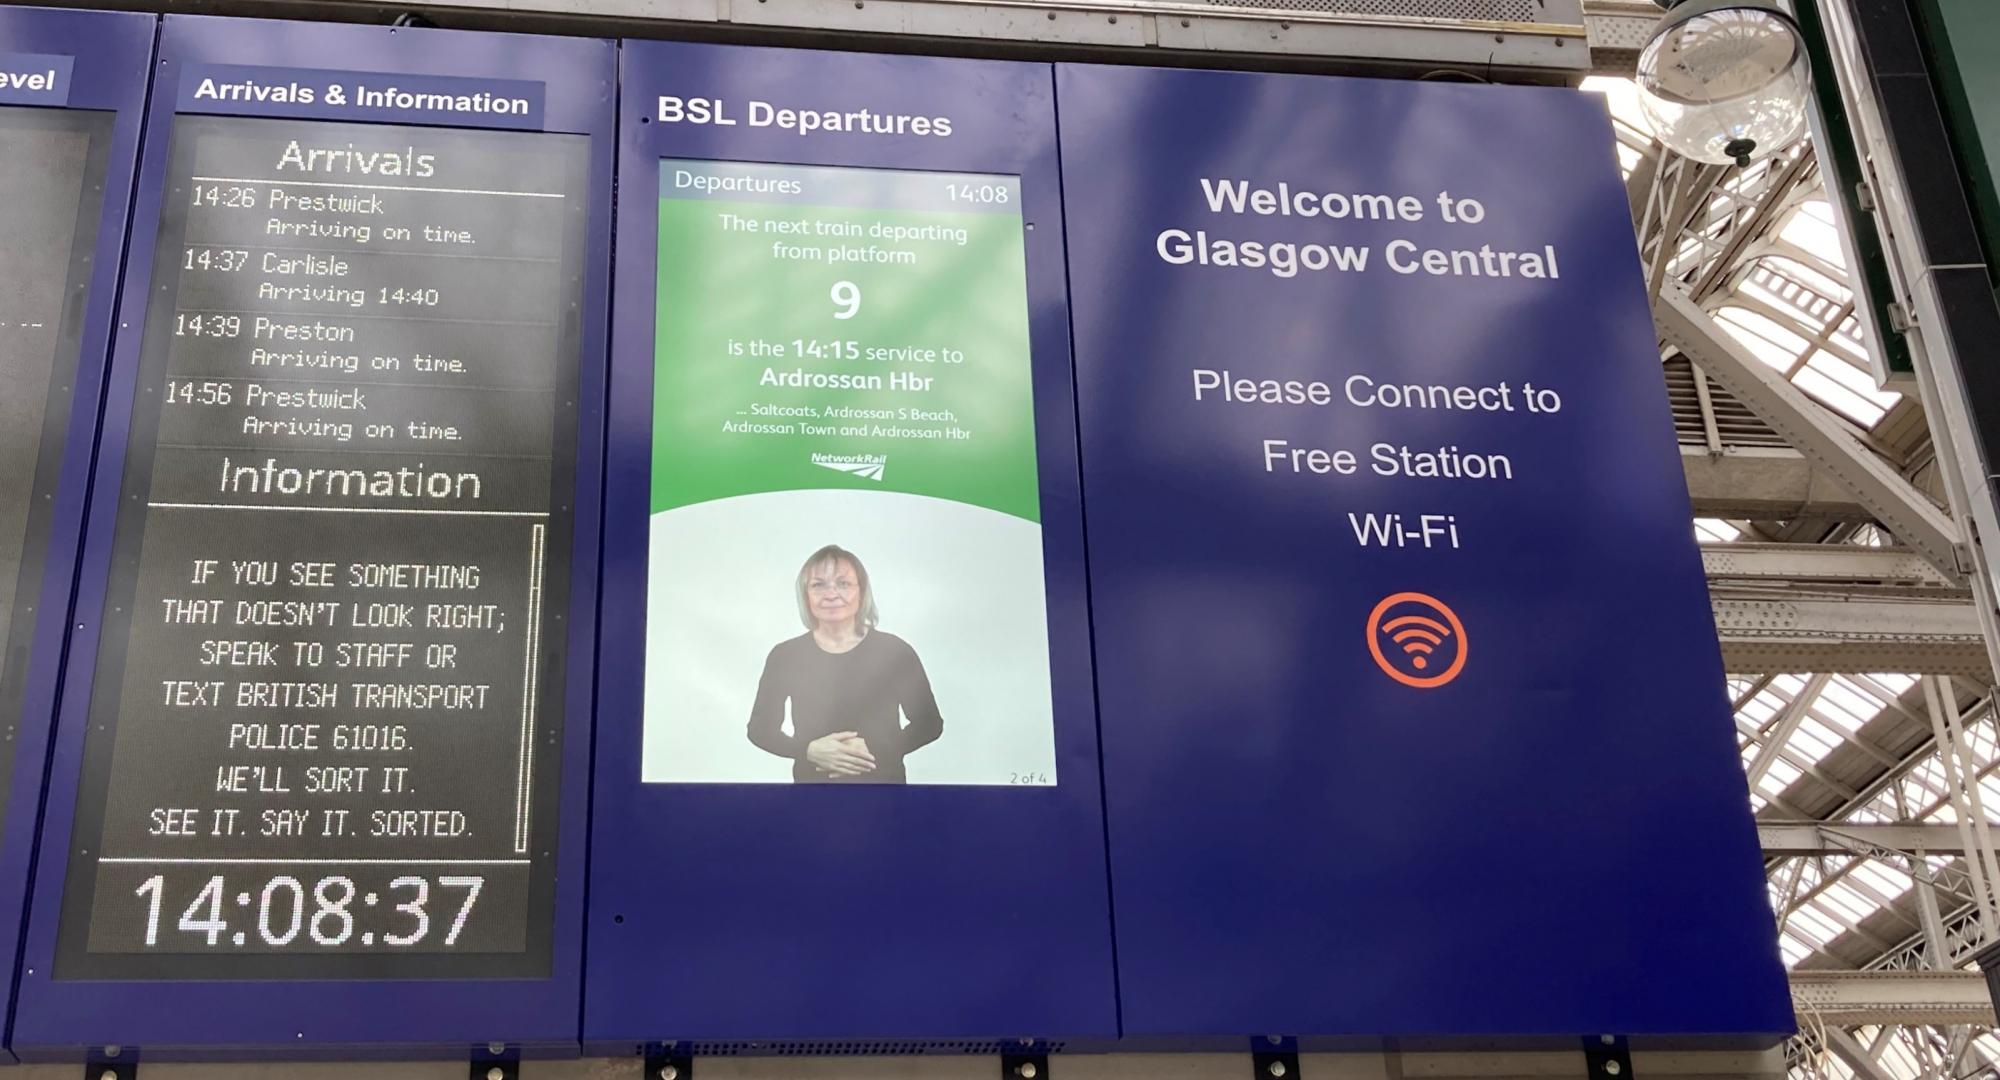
[1365,591,1467,689]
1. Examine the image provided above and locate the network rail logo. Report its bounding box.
[810,452,887,481]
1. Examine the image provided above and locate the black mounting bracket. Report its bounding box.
[1253,1043,1299,1080]
[1003,1051,1049,1080]
[1584,1036,1632,1080]
[470,1060,518,1080]
[644,1047,694,1080]
[84,1062,136,1080]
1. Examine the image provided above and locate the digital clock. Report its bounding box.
[944,182,1010,205]
[132,873,484,950]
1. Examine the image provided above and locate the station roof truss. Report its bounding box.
[1587,70,2000,1080]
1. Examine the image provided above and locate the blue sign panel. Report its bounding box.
[587,41,1116,1048]
[14,15,612,1056]
[0,51,73,105]
[0,5,152,1058]
[1056,64,1792,1044]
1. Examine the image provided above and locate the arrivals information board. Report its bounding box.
[54,114,587,976]
[15,15,612,1053]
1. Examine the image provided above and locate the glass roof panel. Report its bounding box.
[1794,367,1891,426]
[1778,201,1843,261]
[1715,307,1810,369]
[1695,519,1745,543]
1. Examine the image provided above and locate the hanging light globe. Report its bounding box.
[1634,0,1812,167]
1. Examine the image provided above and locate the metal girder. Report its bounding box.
[1582,0,1659,75]
[1646,160,1731,299]
[1790,970,1996,1027]
[1688,149,1817,305]
[1922,676,2000,939]
[1874,898,1989,974]
[1657,289,1964,578]
[279,0,1594,73]
[1625,148,1659,233]
[1746,673,1833,790]
[1711,596,1989,676]
[1759,822,1976,855]
[1703,543,1958,588]
[1822,1027,1898,1080]
[0,0,1654,76]
[1681,446,1872,520]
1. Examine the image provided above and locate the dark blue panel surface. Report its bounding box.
[14,15,612,1056]
[0,50,75,106]
[0,5,152,1059]
[1056,64,1792,1044]
[587,41,1116,1048]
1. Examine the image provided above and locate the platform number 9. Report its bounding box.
[831,281,861,320]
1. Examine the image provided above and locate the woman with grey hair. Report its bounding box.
[745,544,944,782]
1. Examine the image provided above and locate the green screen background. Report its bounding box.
[652,183,1041,523]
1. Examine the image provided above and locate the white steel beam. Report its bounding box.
[1790,970,1996,1027]
[1745,673,1833,790]
[1582,0,1661,75]
[1712,596,1989,676]
[1702,544,1957,588]
[1656,289,1964,578]
[1625,147,1660,232]
[1822,1027,1898,1080]
[291,0,1593,72]
[1924,676,2000,938]
[1681,446,1872,521]
[1759,822,1979,855]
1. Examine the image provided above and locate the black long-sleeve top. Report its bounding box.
[746,630,943,783]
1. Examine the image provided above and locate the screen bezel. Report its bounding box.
[0,104,115,840]
[0,4,153,1059]
[583,41,1119,1049]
